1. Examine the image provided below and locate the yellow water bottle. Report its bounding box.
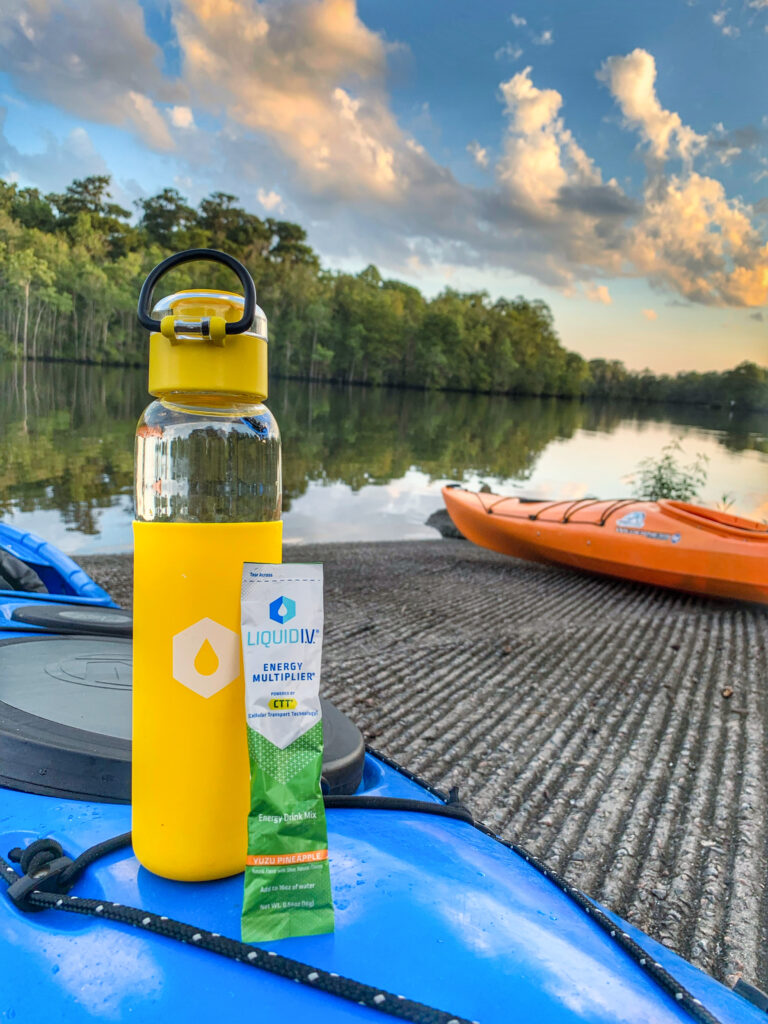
[132,249,282,881]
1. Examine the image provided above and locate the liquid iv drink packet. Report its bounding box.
[240,563,334,942]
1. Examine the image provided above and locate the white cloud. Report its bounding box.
[173,0,415,200]
[598,49,706,164]
[467,140,489,168]
[169,105,195,129]
[711,7,741,36]
[490,56,768,306]
[127,90,173,150]
[626,172,768,306]
[714,145,741,164]
[642,308,658,320]
[497,67,601,213]
[533,29,554,45]
[257,187,284,211]
[500,69,564,136]
[0,0,182,150]
[494,42,523,61]
[509,13,527,27]
[707,122,763,166]
[585,283,612,304]
[172,26,768,310]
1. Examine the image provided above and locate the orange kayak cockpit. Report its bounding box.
[442,487,768,605]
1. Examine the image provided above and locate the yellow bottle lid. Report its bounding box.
[148,290,269,402]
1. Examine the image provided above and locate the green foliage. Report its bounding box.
[585,358,768,409]
[135,188,197,249]
[630,442,709,502]
[0,173,765,410]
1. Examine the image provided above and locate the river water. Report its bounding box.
[1,361,765,554]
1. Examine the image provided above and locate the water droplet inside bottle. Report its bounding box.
[194,638,219,676]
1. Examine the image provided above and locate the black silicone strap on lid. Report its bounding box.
[137,249,256,335]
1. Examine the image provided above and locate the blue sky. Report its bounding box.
[0,0,766,372]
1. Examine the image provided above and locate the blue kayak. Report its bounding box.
[0,523,115,605]
[0,533,762,1023]
[0,523,127,637]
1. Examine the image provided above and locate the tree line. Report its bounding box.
[0,175,765,410]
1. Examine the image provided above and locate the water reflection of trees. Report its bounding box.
[0,364,764,531]
[566,399,767,454]
[275,383,588,502]
[276,386,767,500]
[0,362,138,533]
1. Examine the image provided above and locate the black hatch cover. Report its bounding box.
[0,635,364,803]
[11,603,133,637]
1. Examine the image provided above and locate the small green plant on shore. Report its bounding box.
[630,442,709,501]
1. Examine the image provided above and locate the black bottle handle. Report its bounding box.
[137,248,256,335]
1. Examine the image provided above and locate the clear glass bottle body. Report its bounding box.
[135,393,281,523]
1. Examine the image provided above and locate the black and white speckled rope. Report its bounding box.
[0,838,472,1024]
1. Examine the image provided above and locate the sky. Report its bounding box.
[0,0,766,374]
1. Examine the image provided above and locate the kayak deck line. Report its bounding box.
[483,495,639,525]
[0,772,728,1024]
[480,494,768,535]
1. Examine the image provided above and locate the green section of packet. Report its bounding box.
[240,562,334,942]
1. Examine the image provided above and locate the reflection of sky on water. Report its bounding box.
[4,496,135,555]
[521,422,768,518]
[283,423,767,545]
[4,418,765,554]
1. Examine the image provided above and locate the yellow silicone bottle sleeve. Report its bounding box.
[132,520,283,882]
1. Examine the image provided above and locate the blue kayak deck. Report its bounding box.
[0,755,761,1024]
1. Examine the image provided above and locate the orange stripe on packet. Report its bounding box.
[246,849,329,867]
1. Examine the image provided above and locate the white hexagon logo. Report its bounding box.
[172,617,240,698]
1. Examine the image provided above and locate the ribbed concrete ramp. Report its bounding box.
[299,540,768,991]
[82,541,768,990]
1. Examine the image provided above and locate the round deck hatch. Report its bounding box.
[0,635,363,802]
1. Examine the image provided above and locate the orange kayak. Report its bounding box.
[442,487,768,604]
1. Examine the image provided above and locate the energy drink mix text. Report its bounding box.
[241,563,334,942]
[132,249,282,882]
